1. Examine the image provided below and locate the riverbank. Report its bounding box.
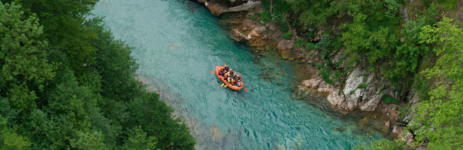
[193,0,407,143]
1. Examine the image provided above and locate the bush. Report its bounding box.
[305,42,316,50]
[295,39,305,48]
[320,68,334,85]
[250,15,256,20]
[261,11,271,22]
[254,12,260,15]
[357,83,368,89]
[316,64,323,70]
[282,32,293,39]
[382,94,400,104]
[311,62,316,67]
[280,24,289,32]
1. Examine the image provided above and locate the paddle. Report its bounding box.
[244,88,248,92]
[210,71,215,73]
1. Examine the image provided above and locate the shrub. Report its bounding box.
[254,12,260,15]
[305,42,316,50]
[357,83,368,89]
[280,24,289,32]
[311,62,316,67]
[295,39,305,48]
[261,11,271,22]
[382,94,400,104]
[320,68,334,85]
[282,33,293,39]
[250,15,256,20]
[316,64,323,70]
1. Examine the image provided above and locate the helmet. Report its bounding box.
[224,64,227,66]
[219,68,222,70]
[230,69,232,71]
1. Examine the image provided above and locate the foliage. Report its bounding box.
[357,83,368,89]
[316,35,343,60]
[354,139,406,150]
[2,0,99,78]
[121,126,158,150]
[261,11,271,23]
[285,0,347,26]
[305,42,316,50]
[295,39,305,48]
[0,1,195,150]
[382,94,400,104]
[409,17,463,149]
[0,2,55,111]
[316,64,323,70]
[319,67,334,85]
[250,15,256,20]
[282,32,293,39]
[280,24,289,32]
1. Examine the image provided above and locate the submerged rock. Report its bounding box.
[358,117,370,130]
[230,28,247,41]
[210,125,225,142]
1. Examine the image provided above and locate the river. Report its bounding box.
[92,0,385,149]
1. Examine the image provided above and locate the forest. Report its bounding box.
[260,0,462,149]
[0,0,195,149]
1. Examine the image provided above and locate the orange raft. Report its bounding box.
[215,65,244,91]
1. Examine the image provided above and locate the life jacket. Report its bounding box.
[230,71,234,77]
[224,66,229,71]
[224,75,228,80]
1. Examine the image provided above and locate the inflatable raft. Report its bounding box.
[215,65,243,91]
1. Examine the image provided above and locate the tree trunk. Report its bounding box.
[270,0,273,14]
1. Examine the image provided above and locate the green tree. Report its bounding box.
[0,115,32,150]
[2,0,99,78]
[0,2,54,111]
[121,126,158,150]
[70,131,107,150]
[409,17,463,149]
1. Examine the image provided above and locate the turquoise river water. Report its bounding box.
[92,0,385,149]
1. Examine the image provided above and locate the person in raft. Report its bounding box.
[224,72,228,81]
[224,65,229,72]
[218,68,224,76]
[236,75,242,87]
[229,69,235,78]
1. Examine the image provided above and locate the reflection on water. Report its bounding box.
[92,0,386,149]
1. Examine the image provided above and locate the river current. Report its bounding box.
[92,0,385,149]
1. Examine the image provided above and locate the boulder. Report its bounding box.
[392,125,403,138]
[277,40,294,50]
[327,89,349,110]
[381,120,391,135]
[242,19,255,29]
[256,26,267,33]
[317,81,334,93]
[339,67,385,112]
[402,132,415,146]
[249,29,260,37]
[300,76,323,89]
[230,28,248,41]
[205,1,262,16]
[210,125,225,142]
[358,117,370,130]
[250,38,266,47]
[269,24,278,31]
[279,49,291,59]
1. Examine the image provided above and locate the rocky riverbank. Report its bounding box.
[193,0,425,148]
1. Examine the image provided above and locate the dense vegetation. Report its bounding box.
[0,1,195,149]
[262,0,462,149]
